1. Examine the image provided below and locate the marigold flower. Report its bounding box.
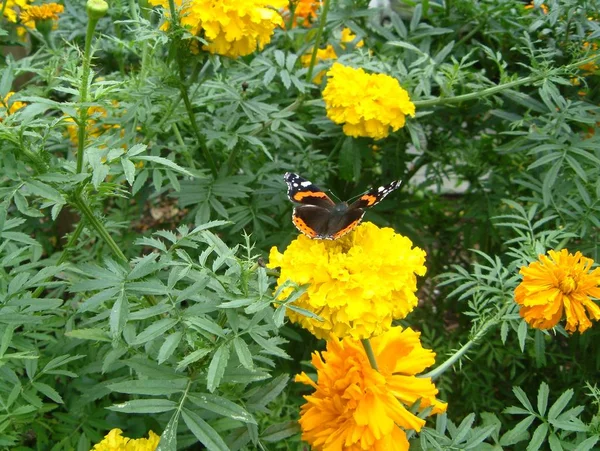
[1,92,26,117]
[267,222,426,340]
[91,428,160,450]
[301,28,364,83]
[579,42,599,73]
[20,2,64,29]
[322,63,415,140]
[296,326,447,450]
[282,0,321,27]
[2,0,31,23]
[149,0,286,58]
[514,249,600,333]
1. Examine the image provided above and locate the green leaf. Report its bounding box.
[187,392,256,424]
[207,343,231,392]
[537,382,549,417]
[109,289,129,338]
[548,389,573,420]
[107,399,177,413]
[131,318,179,346]
[65,328,111,342]
[527,423,548,451]
[26,180,64,203]
[260,421,300,443]
[33,382,63,404]
[177,348,211,371]
[157,410,179,451]
[233,336,253,370]
[181,408,229,451]
[573,437,599,451]
[108,378,188,395]
[134,156,193,177]
[500,415,535,446]
[517,320,528,352]
[158,331,183,364]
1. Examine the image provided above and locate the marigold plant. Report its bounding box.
[268,222,426,339]
[322,63,415,140]
[514,249,600,333]
[91,428,159,451]
[149,0,286,58]
[296,326,447,450]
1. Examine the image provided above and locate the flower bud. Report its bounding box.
[86,0,108,20]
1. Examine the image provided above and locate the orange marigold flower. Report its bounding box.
[91,428,160,450]
[296,326,447,450]
[149,0,286,58]
[580,41,599,73]
[20,2,64,28]
[514,249,600,333]
[524,1,548,14]
[1,92,26,117]
[283,0,322,27]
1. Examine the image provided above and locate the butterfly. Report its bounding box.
[284,172,401,240]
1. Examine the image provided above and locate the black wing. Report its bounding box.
[348,180,401,210]
[284,172,336,209]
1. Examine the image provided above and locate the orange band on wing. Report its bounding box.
[360,194,377,206]
[331,219,361,240]
[294,191,329,202]
[293,215,319,238]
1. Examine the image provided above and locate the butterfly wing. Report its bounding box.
[348,180,402,210]
[284,172,336,209]
[293,205,334,239]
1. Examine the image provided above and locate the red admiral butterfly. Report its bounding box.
[284,172,401,240]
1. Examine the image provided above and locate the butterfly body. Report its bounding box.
[284,172,401,240]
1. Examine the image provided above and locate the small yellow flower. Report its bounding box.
[282,0,322,27]
[1,92,26,117]
[149,0,286,58]
[301,28,365,83]
[580,41,599,73]
[524,1,548,14]
[296,326,447,450]
[267,222,426,340]
[20,2,64,29]
[323,63,415,140]
[91,428,160,450]
[514,249,600,333]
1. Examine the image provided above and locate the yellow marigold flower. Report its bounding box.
[267,222,426,340]
[296,326,447,450]
[149,0,286,58]
[323,63,415,140]
[514,249,600,334]
[1,92,26,117]
[339,27,364,48]
[91,428,160,450]
[282,0,321,27]
[580,42,599,73]
[20,2,64,29]
[2,0,31,23]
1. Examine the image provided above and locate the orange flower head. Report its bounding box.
[296,326,447,450]
[514,249,600,333]
[283,0,322,27]
[20,2,64,29]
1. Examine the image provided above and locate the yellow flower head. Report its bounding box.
[524,1,548,14]
[301,28,365,83]
[20,2,64,29]
[91,428,160,451]
[282,0,322,27]
[267,222,426,340]
[149,0,286,58]
[514,249,600,333]
[1,92,26,118]
[323,63,415,140]
[296,326,447,450]
[2,0,31,23]
[579,42,599,74]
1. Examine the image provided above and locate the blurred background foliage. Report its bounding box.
[1,0,600,449]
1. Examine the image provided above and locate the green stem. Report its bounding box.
[167,0,218,177]
[421,304,509,380]
[73,193,127,263]
[361,338,379,371]
[0,0,8,23]
[19,141,48,173]
[414,55,600,109]
[76,15,101,173]
[305,0,332,83]
[31,220,86,298]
